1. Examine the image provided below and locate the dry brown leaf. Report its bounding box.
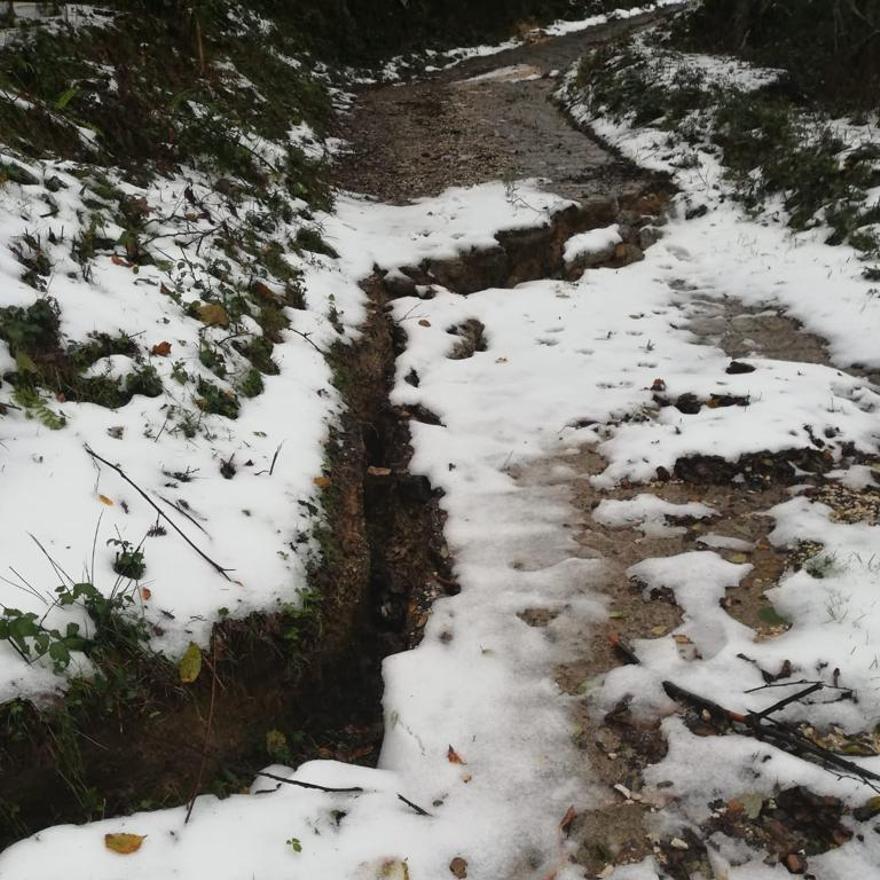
[367,466,392,477]
[313,476,331,489]
[104,833,145,855]
[447,745,466,765]
[98,494,114,506]
[151,341,172,357]
[449,856,468,878]
[110,255,132,267]
[559,805,577,836]
[140,587,152,601]
[418,319,431,327]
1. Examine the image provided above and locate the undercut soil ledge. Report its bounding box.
[0,282,453,849]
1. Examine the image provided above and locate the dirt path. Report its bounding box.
[332,15,880,880]
[334,14,668,205]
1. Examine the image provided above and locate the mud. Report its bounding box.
[334,12,674,205]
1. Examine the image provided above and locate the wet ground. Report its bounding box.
[331,12,880,877]
[334,13,669,204]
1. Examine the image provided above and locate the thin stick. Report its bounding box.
[397,793,432,816]
[269,442,283,477]
[663,679,880,789]
[751,682,823,720]
[84,445,233,580]
[158,494,211,537]
[185,640,218,824]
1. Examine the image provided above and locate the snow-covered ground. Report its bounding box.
[4,12,880,880]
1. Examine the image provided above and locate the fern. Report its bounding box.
[12,385,67,430]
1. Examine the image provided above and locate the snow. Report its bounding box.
[593,493,716,536]
[0,152,357,702]
[563,223,622,265]
[4,9,880,880]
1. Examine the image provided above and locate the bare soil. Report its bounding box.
[333,12,673,205]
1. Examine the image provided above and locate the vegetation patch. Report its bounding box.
[565,21,880,272]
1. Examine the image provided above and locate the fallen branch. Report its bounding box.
[662,680,880,790]
[84,445,233,580]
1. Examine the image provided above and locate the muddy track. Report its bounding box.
[5,7,874,868]
[334,11,675,204]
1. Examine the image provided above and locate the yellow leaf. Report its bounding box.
[98,494,114,506]
[198,302,229,327]
[379,859,410,880]
[313,476,331,489]
[104,833,145,855]
[178,642,202,684]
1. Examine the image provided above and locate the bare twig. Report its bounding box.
[158,494,211,537]
[185,640,218,824]
[663,680,880,790]
[397,793,432,816]
[84,445,233,580]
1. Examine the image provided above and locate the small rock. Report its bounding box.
[639,226,663,250]
[726,360,756,374]
[685,204,709,220]
[670,837,689,850]
[675,393,702,415]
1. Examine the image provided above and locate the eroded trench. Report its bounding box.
[0,182,665,849]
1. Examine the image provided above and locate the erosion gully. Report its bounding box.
[0,6,687,853]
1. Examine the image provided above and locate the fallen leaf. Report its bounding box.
[447,745,466,765]
[104,833,145,855]
[198,302,229,327]
[140,587,152,601]
[559,805,577,835]
[651,378,667,392]
[461,772,472,783]
[111,254,132,267]
[449,856,468,878]
[379,859,410,880]
[741,791,764,820]
[418,319,431,327]
[151,340,172,357]
[178,642,202,684]
[98,494,114,506]
[313,476,331,489]
[367,466,392,477]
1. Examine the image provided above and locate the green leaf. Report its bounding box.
[55,86,79,110]
[178,642,202,684]
[758,606,789,627]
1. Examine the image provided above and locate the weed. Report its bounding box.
[196,378,241,419]
[295,226,338,258]
[238,367,265,398]
[11,385,66,429]
[107,539,146,581]
[198,343,228,379]
[125,365,163,399]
